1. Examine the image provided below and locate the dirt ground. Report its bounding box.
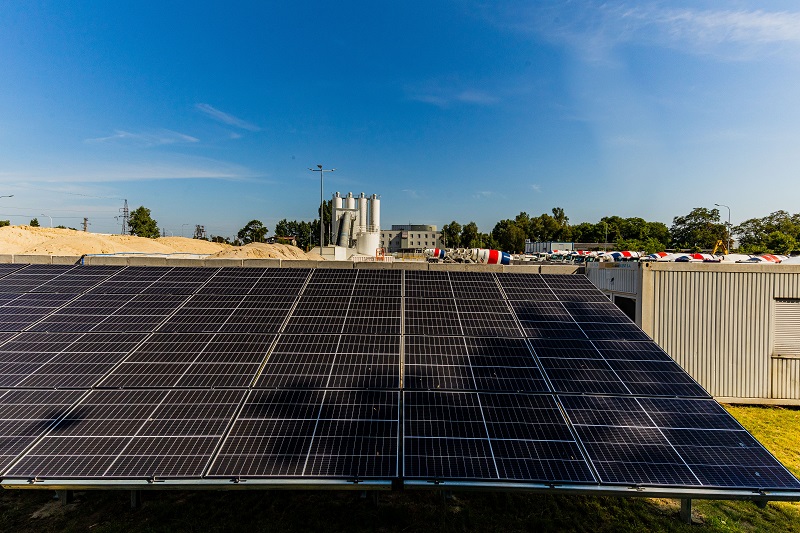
[0,226,323,260]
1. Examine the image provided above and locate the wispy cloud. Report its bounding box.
[473,190,508,199]
[196,103,261,131]
[530,184,542,193]
[401,189,420,198]
[0,156,255,184]
[407,82,500,108]
[85,129,199,146]
[494,2,800,61]
[455,90,500,105]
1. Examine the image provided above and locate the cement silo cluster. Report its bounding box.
[331,192,381,255]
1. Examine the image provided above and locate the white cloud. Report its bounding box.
[496,2,800,61]
[407,82,501,108]
[196,103,261,131]
[456,90,500,105]
[530,184,542,193]
[0,156,255,184]
[401,189,420,198]
[408,94,449,107]
[85,129,199,146]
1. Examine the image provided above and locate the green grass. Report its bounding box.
[1,405,799,533]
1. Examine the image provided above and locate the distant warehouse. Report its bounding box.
[381,225,444,253]
[525,240,614,253]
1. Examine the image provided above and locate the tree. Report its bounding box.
[734,211,800,253]
[442,221,462,248]
[765,231,797,255]
[274,218,314,250]
[492,219,526,252]
[526,208,571,241]
[0,220,9,227]
[274,219,291,238]
[29,218,40,227]
[480,232,498,249]
[460,222,480,248]
[551,207,569,238]
[128,206,160,238]
[670,207,726,250]
[237,220,268,244]
[318,199,332,245]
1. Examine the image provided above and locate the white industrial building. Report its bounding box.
[380,225,443,253]
[587,261,800,404]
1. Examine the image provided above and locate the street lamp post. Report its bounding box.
[308,165,335,248]
[41,213,53,228]
[715,203,732,253]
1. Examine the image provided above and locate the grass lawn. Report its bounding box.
[1,405,798,533]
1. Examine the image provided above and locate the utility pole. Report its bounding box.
[82,218,88,232]
[308,165,335,248]
[119,199,129,234]
[715,203,732,253]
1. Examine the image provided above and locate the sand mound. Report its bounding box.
[210,242,324,260]
[156,236,232,254]
[0,226,323,260]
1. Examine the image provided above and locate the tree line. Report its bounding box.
[122,204,799,255]
[444,207,799,255]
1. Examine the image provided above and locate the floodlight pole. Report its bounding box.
[715,203,731,252]
[309,165,335,248]
[41,213,53,228]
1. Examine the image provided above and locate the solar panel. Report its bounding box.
[0,389,87,472]
[209,389,398,479]
[0,265,797,498]
[5,389,243,478]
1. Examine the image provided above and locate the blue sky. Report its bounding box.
[1,1,799,238]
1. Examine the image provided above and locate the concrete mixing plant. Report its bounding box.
[319,192,381,260]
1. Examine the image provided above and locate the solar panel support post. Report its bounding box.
[680,498,692,524]
[57,489,73,505]
[131,490,141,509]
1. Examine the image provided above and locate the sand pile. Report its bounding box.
[0,226,323,260]
[211,243,324,260]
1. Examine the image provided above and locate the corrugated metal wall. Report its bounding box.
[641,264,800,401]
[772,358,800,399]
[586,263,639,295]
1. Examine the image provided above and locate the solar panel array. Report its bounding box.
[0,264,797,496]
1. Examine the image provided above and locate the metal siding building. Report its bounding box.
[588,262,800,404]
